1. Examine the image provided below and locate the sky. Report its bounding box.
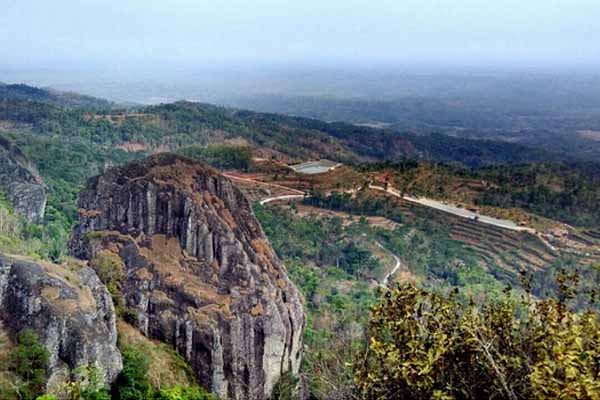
[2,0,600,72]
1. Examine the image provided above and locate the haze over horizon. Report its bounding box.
[2,0,600,72]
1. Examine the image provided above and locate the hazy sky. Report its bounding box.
[2,0,600,71]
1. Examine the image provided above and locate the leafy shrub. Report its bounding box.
[155,386,216,400]
[64,365,111,400]
[355,282,600,399]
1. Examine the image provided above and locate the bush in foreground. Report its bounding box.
[355,282,600,399]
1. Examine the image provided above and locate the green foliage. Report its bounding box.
[0,188,73,262]
[9,329,49,400]
[154,386,216,400]
[0,84,113,110]
[339,241,381,277]
[255,205,381,278]
[63,365,111,400]
[356,282,600,399]
[476,162,600,227]
[305,190,405,223]
[89,250,126,315]
[111,347,154,400]
[177,144,253,171]
[111,346,213,400]
[255,205,378,399]
[373,159,600,227]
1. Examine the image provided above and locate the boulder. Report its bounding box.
[0,254,122,391]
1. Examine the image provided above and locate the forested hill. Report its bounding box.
[0,82,114,110]
[0,83,562,167]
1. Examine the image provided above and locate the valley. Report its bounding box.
[0,83,599,399]
[4,0,600,396]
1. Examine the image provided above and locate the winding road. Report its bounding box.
[259,194,307,205]
[224,172,556,254]
[376,242,403,288]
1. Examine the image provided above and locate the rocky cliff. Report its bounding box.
[0,137,46,222]
[70,153,304,400]
[0,253,122,391]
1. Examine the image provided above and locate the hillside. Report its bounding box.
[0,83,114,110]
[1,154,303,400]
[0,84,561,168]
[361,161,600,228]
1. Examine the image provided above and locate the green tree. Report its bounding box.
[9,329,49,400]
[111,347,154,400]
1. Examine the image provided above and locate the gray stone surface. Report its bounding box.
[0,137,46,222]
[70,153,305,400]
[0,253,122,391]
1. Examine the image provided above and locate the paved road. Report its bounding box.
[225,174,556,253]
[369,185,534,232]
[376,242,402,288]
[259,194,307,205]
[369,184,558,252]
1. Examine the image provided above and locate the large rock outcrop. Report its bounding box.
[0,137,46,222]
[0,254,122,391]
[70,153,304,400]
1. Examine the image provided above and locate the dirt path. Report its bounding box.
[223,172,305,195]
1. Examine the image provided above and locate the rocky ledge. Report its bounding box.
[70,153,304,400]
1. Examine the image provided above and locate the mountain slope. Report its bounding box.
[0,83,114,110]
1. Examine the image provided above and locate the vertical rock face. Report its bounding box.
[70,153,304,400]
[0,254,122,390]
[0,137,47,223]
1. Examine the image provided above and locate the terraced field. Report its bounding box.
[230,167,600,286]
[371,193,600,282]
